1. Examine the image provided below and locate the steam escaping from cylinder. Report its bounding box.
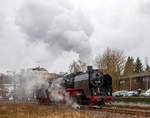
[15,0,93,63]
[48,77,79,108]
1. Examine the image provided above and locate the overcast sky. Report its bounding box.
[0,0,150,73]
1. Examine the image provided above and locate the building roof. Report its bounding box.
[32,67,48,71]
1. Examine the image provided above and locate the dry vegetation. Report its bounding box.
[0,103,99,118]
[0,103,148,118]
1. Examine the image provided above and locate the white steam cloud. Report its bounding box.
[48,77,79,108]
[14,71,49,97]
[1,0,150,73]
[15,0,93,63]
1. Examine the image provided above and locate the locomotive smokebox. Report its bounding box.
[87,66,93,72]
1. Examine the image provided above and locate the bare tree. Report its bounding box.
[95,47,125,90]
[69,60,86,73]
[145,57,150,72]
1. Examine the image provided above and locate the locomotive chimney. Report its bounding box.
[87,66,93,72]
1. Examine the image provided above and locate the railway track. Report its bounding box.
[80,104,150,117]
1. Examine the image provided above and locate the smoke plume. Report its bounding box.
[15,0,93,63]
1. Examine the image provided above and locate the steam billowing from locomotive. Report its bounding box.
[11,71,48,97]
[8,65,112,109]
[48,78,79,108]
[16,0,93,63]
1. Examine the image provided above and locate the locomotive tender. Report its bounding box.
[36,66,112,108]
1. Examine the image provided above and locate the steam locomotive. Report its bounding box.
[36,66,112,108]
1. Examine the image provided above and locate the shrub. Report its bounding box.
[114,97,150,104]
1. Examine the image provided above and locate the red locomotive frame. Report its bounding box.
[37,88,112,108]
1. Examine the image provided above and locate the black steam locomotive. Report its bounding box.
[36,66,112,108]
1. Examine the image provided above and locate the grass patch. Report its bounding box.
[114,97,150,104]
